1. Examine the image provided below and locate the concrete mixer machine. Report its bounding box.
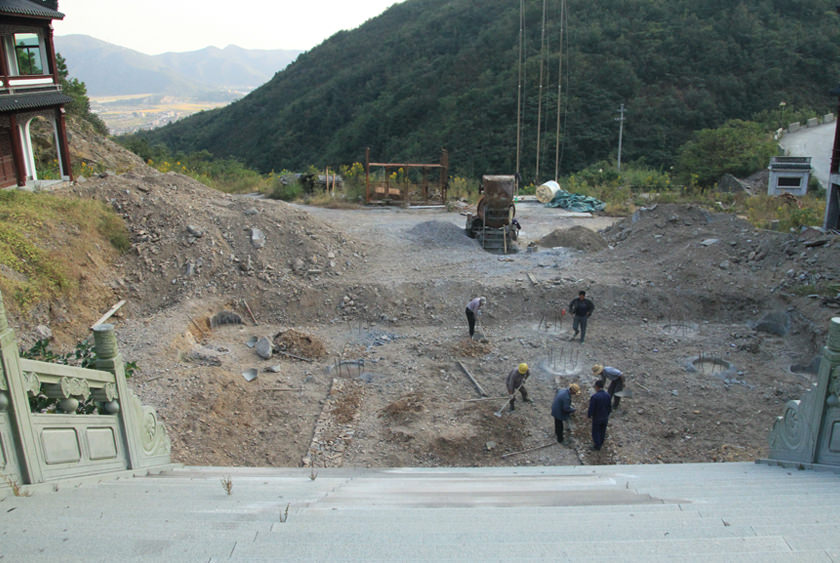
[464,174,519,253]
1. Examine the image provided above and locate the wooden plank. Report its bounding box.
[242,299,258,325]
[501,442,556,459]
[456,360,487,397]
[276,349,313,362]
[188,315,207,338]
[527,272,538,285]
[91,299,126,329]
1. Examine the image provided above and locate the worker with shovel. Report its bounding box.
[592,364,625,409]
[465,296,486,338]
[505,362,532,412]
[551,382,581,443]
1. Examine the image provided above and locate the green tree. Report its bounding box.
[673,119,778,188]
[127,0,840,178]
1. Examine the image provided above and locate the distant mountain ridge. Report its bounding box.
[54,35,302,97]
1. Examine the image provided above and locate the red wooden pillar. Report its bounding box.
[44,23,59,79]
[8,115,26,187]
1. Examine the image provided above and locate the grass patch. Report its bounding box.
[789,282,840,298]
[743,193,826,231]
[0,190,128,312]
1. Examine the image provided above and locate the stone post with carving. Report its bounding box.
[93,323,170,468]
[93,324,140,468]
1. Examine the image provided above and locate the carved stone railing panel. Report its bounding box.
[0,290,171,490]
[763,317,840,469]
[59,376,91,400]
[21,371,41,397]
[19,359,119,415]
[127,389,170,459]
[91,382,116,403]
[768,393,818,462]
[828,366,840,406]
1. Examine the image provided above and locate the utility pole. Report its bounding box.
[615,104,626,172]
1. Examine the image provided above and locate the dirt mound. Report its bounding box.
[380,391,426,422]
[452,338,492,357]
[54,167,368,320]
[538,225,608,251]
[595,203,840,317]
[273,329,327,359]
[407,220,475,248]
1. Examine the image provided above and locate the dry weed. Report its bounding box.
[220,474,233,495]
[1,472,30,497]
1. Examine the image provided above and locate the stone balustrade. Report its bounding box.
[0,291,170,489]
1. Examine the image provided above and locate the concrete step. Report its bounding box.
[232,535,799,560]
[3,462,839,562]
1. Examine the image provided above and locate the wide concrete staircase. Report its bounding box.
[2,462,838,561]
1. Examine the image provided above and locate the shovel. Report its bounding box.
[494,397,512,418]
[494,380,525,417]
[614,388,633,398]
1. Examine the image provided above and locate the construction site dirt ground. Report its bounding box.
[21,163,839,470]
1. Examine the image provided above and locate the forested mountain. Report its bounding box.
[131,0,840,180]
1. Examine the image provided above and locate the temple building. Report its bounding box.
[0,0,72,188]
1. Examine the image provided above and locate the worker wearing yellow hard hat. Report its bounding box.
[505,362,532,412]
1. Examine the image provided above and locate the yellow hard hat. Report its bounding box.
[518,363,528,374]
[592,364,604,375]
[569,383,581,395]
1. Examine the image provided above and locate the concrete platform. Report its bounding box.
[1,462,838,561]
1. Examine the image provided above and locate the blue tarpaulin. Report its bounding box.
[544,189,606,212]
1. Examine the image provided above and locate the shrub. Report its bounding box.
[339,162,366,202]
[674,120,778,189]
[448,176,479,201]
[269,176,303,201]
[744,194,825,231]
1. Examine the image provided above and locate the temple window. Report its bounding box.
[13,32,44,75]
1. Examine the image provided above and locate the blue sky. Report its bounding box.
[53,0,403,54]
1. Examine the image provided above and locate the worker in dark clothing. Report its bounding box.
[592,364,625,409]
[568,291,594,343]
[465,296,486,338]
[587,379,612,450]
[551,383,581,443]
[506,363,532,412]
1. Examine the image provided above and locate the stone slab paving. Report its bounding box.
[1,462,838,561]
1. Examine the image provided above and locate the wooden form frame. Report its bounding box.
[364,147,449,205]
